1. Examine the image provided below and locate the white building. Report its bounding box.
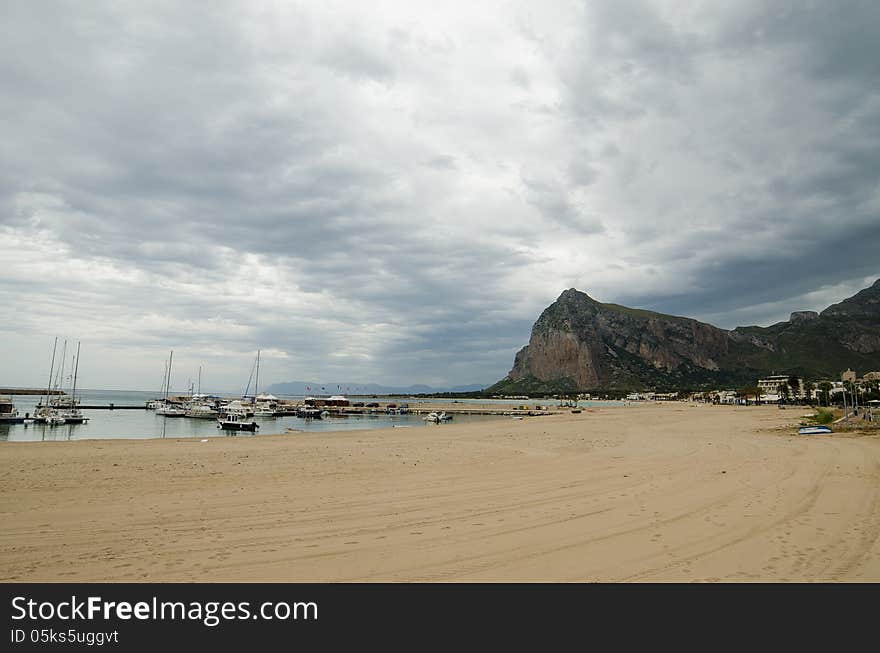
[757,375,804,399]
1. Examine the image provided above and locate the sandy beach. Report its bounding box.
[2,403,879,582]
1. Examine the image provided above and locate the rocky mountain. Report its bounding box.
[489,279,880,393]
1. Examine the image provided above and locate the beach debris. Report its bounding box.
[200,439,209,443]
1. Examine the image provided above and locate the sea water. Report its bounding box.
[0,389,542,442]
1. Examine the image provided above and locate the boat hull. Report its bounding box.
[217,421,259,432]
[798,426,832,435]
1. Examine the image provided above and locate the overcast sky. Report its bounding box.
[1,1,878,393]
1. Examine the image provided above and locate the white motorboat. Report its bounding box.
[157,404,186,417]
[0,396,24,424]
[297,406,323,419]
[253,402,276,418]
[59,407,89,424]
[424,412,441,423]
[185,403,220,419]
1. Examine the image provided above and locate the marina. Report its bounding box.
[1,389,598,442]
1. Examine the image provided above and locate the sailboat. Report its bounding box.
[253,351,276,417]
[57,341,88,424]
[34,337,61,424]
[33,339,89,426]
[147,360,167,409]
[185,367,221,418]
[156,351,185,417]
[243,350,275,418]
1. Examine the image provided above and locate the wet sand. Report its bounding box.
[2,403,879,582]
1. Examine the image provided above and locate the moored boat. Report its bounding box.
[217,409,259,432]
[184,403,220,419]
[297,406,323,419]
[157,403,186,417]
[0,396,24,423]
[34,338,89,426]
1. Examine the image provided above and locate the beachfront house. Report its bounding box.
[757,375,804,401]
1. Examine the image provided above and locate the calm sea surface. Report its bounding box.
[0,390,626,442]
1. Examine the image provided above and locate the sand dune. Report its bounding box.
[1,404,879,582]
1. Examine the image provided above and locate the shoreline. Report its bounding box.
[2,404,879,582]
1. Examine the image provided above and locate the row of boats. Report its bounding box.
[3,345,459,431]
[149,349,307,432]
[148,395,329,432]
[0,394,89,426]
[0,338,90,426]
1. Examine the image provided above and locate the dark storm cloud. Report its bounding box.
[1,1,878,389]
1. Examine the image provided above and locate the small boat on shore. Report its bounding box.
[798,425,832,435]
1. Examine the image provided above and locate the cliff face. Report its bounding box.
[492,279,880,392]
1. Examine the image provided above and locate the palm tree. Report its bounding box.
[787,375,801,403]
[817,381,833,407]
[738,385,761,405]
[803,381,816,405]
[778,383,790,402]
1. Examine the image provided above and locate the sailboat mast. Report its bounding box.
[255,350,260,399]
[54,340,68,398]
[198,366,202,396]
[160,360,167,397]
[166,351,173,401]
[44,337,58,410]
[71,341,81,405]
